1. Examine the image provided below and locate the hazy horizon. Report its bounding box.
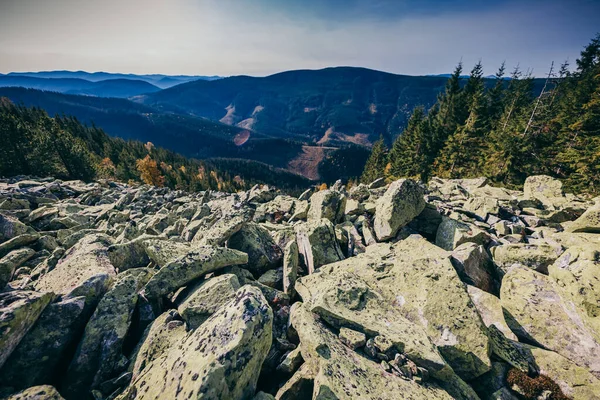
[1,0,598,78]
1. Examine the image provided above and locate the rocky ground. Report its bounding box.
[0,175,599,400]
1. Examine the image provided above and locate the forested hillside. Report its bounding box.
[139,67,545,146]
[0,99,310,192]
[362,34,600,194]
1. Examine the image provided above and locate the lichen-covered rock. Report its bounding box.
[0,233,39,257]
[254,195,298,223]
[175,274,240,329]
[0,296,86,390]
[63,268,154,398]
[451,243,497,293]
[373,179,425,241]
[282,240,298,296]
[128,310,187,380]
[0,247,35,289]
[3,385,64,400]
[567,203,600,233]
[523,175,564,207]
[501,265,600,376]
[118,286,273,400]
[436,217,489,251]
[527,346,600,399]
[142,246,247,298]
[0,291,54,370]
[548,245,600,335]
[193,215,247,246]
[296,269,448,373]
[0,213,34,242]
[34,234,116,300]
[294,219,345,274]
[467,285,517,341]
[297,236,492,380]
[307,189,345,223]
[228,223,283,275]
[463,196,500,220]
[491,243,563,274]
[289,303,463,400]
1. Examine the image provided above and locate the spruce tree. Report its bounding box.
[360,136,387,183]
[388,107,427,179]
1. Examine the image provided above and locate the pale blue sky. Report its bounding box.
[0,0,597,76]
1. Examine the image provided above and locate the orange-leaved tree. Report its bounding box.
[136,155,164,187]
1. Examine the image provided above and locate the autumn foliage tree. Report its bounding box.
[136,155,165,187]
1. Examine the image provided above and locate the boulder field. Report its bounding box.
[0,175,599,399]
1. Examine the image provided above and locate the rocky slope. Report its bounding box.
[0,174,599,400]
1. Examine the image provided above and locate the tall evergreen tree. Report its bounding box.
[388,107,427,179]
[360,136,387,183]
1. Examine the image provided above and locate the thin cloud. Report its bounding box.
[0,0,597,76]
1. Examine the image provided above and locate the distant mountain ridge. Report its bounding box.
[2,70,221,88]
[0,75,162,98]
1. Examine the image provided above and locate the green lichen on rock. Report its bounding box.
[501,265,600,376]
[62,268,154,398]
[0,291,54,370]
[4,385,64,400]
[119,285,273,400]
[294,218,345,274]
[176,273,240,329]
[289,302,462,399]
[142,246,247,298]
[0,296,87,390]
[373,179,425,241]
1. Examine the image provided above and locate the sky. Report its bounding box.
[0,0,598,77]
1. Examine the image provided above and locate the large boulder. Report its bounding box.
[295,269,448,374]
[567,203,600,233]
[523,175,564,207]
[373,179,425,241]
[289,303,470,400]
[307,190,345,223]
[34,234,116,302]
[142,246,247,298]
[228,223,283,275]
[0,213,34,242]
[436,217,489,251]
[548,245,600,338]
[491,243,563,274]
[62,268,154,398]
[0,296,87,390]
[118,286,273,400]
[0,291,54,370]
[294,219,345,274]
[175,274,241,329]
[0,247,35,289]
[501,265,600,376]
[467,285,517,341]
[282,240,298,296]
[295,236,492,380]
[527,346,600,399]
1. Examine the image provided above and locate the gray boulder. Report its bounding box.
[373,179,425,241]
[119,286,272,400]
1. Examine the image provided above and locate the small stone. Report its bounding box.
[339,327,366,349]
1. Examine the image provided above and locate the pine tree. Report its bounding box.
[388,107,427,179]
[360,136,387,183]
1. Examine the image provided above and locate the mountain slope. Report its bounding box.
[138,67,544,146]
[0,87,315,176]
[0,99,309,191]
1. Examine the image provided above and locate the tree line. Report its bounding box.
[0,99,309,192]
[361,34,600,194]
